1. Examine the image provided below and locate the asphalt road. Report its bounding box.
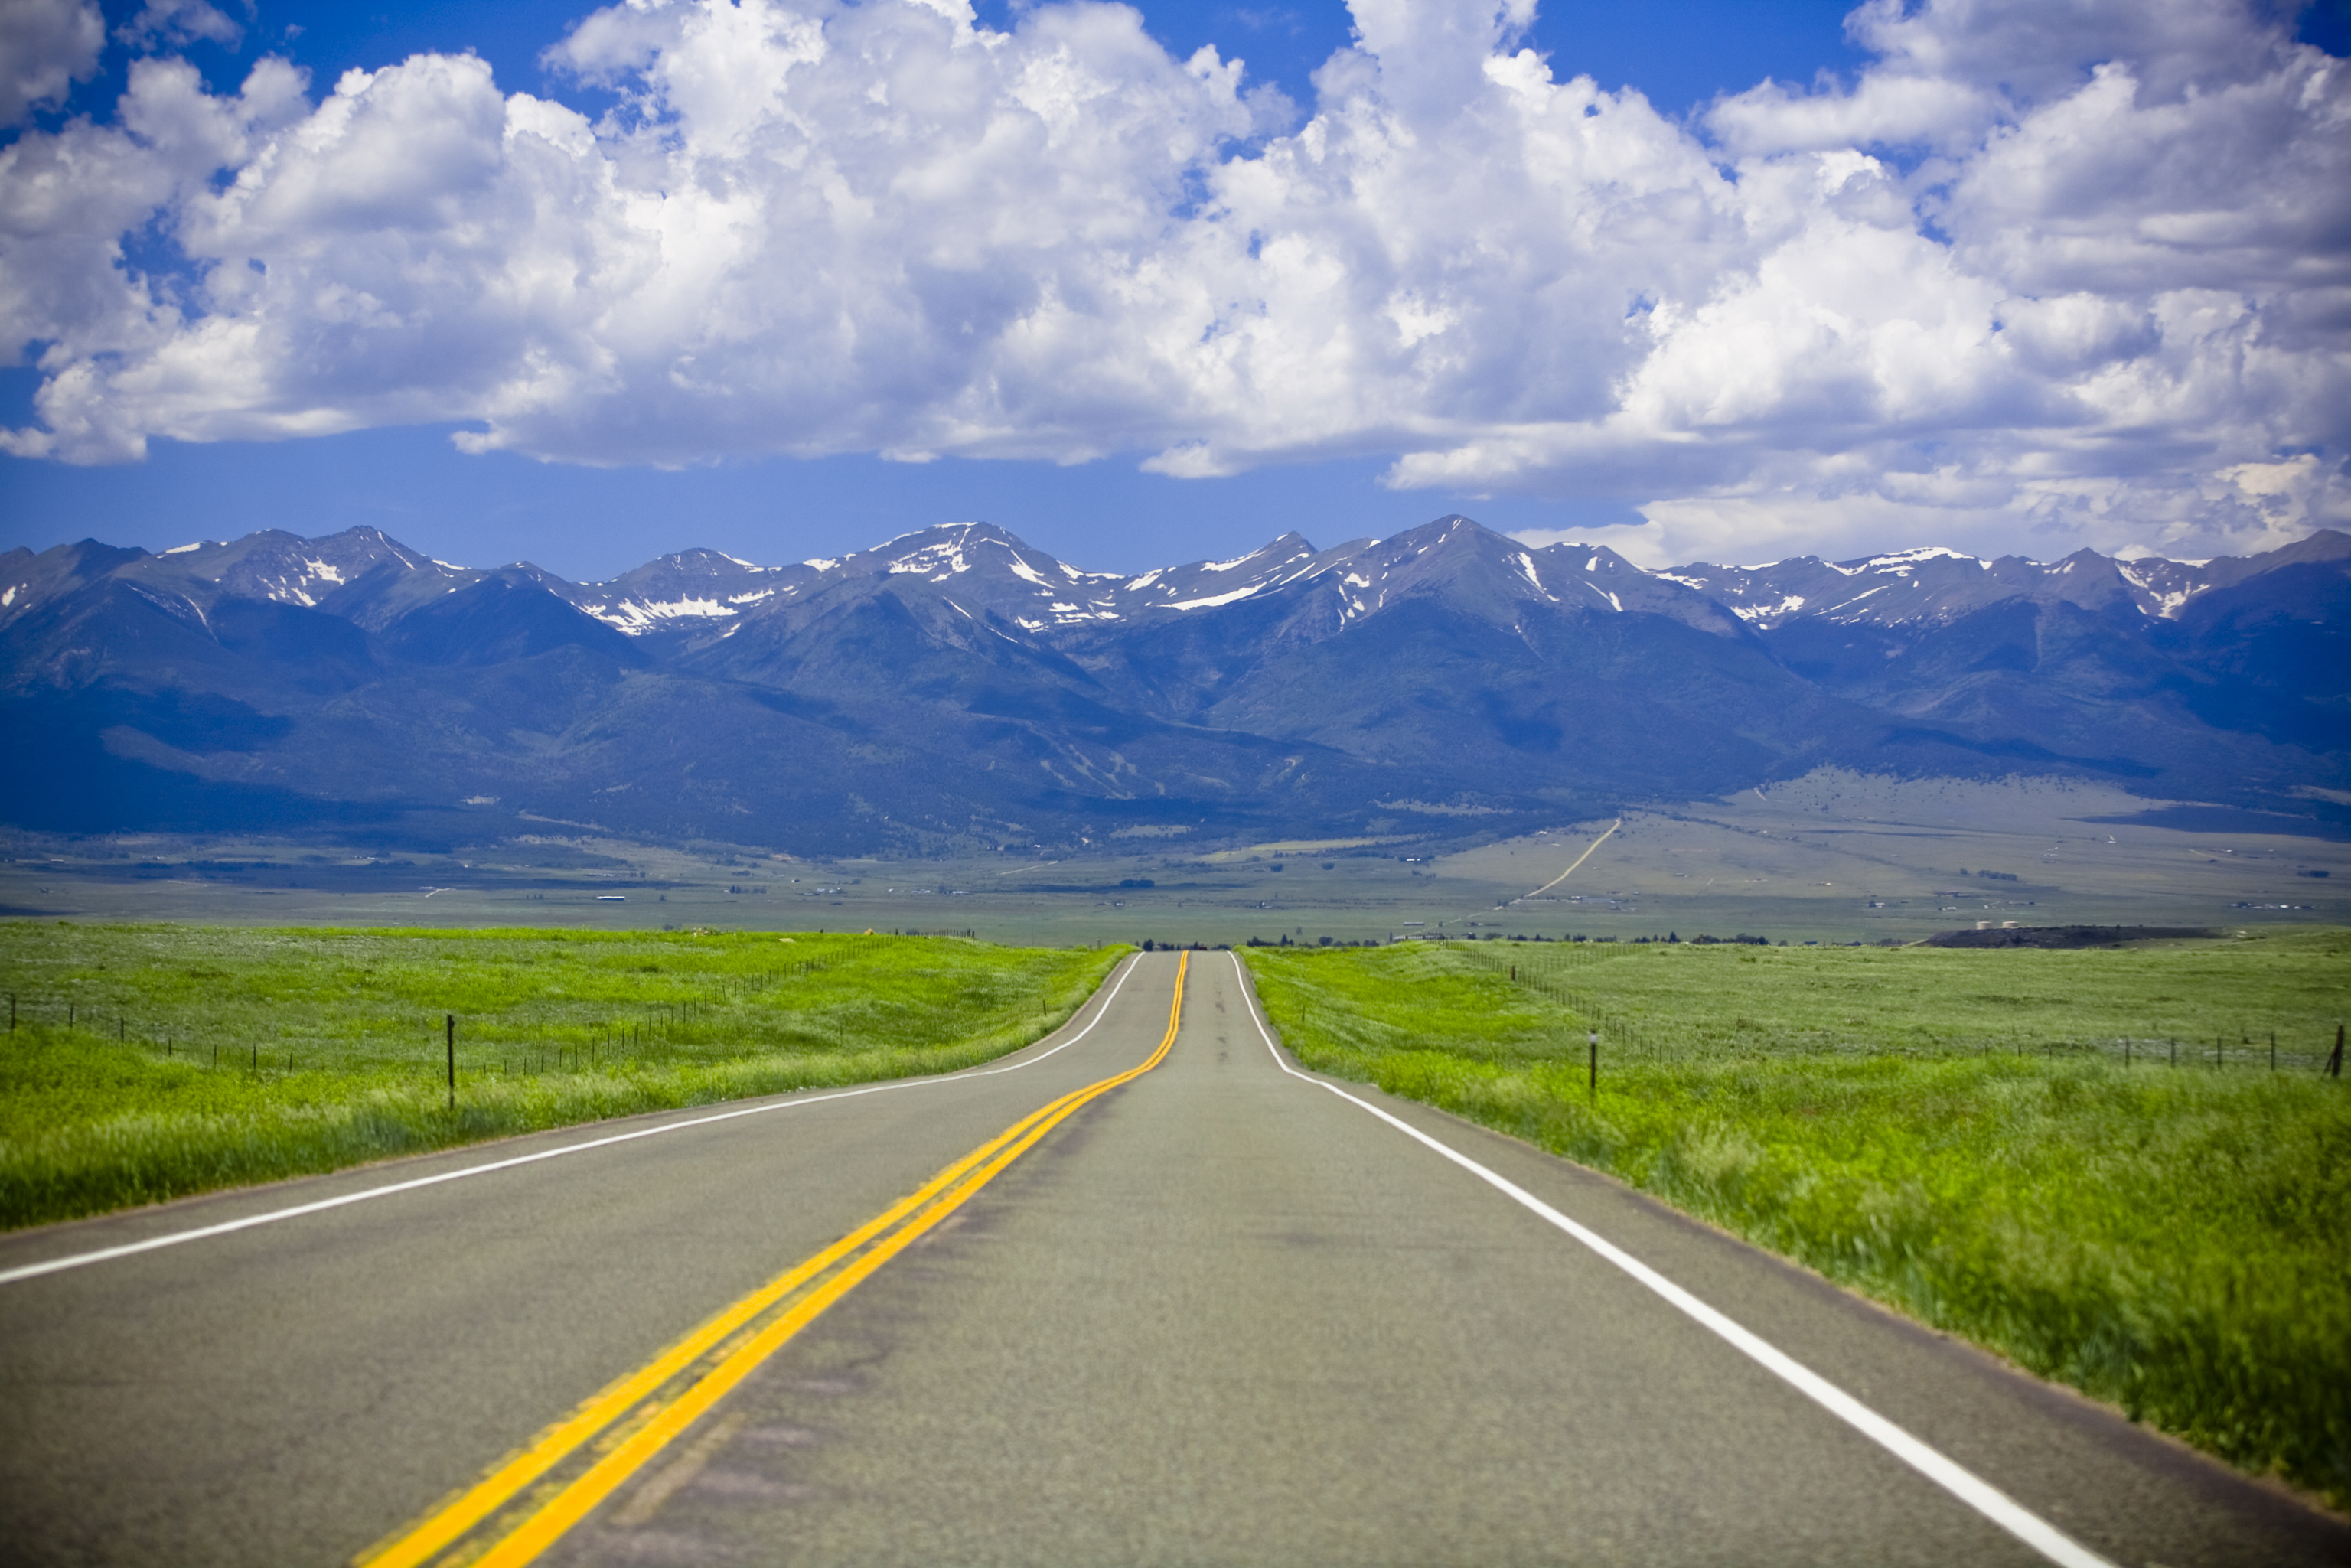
[1,951,2342,1566]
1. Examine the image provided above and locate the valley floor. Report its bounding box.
[5,770,2344,946]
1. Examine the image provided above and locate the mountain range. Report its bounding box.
[4,516,2345,855]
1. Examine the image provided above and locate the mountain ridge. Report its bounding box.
[4,517,2343,853]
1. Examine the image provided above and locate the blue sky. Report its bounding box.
[2,0,2346,578]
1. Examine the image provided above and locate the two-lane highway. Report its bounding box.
[2,952,2342,1565]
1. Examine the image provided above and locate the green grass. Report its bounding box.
[0,924,1123,1231]
[1242,930,2351,1508]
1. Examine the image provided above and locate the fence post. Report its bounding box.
[447,1015,457,1110]
[1588,1028,1598,1100]
[2330,1024,2343,1080]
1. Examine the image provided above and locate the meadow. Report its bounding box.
[0,924,1121,1231]
[1243,930,2351,1509]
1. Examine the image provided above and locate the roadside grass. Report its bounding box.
[1242,930,2351,1509]
[0,925,1123,1231]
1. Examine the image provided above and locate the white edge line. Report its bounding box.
[0,955,1147,1288]
[1224,954,2118,1568]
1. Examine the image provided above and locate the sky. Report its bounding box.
[1,0,2346,581]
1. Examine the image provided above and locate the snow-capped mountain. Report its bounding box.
[541,516,1745,656]
[2,516,2343,851]
[1658,532,2351,631]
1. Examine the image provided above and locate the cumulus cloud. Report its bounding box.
[0,0,104,125]
[116,1,245,53]
[0,0,2346,566]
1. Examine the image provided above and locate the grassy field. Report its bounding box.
[0,924,1123,1231]
[1242,930,2351,1509]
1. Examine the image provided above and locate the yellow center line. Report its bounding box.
[357,1086,1089,1568]
[358,953,1189,1568]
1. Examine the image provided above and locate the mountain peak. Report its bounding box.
[12,516,2341,655]
[8,517,2343,852]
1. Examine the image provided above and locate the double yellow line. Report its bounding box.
[360,952,1189,1568]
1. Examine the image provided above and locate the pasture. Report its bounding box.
[0,924,1120,1231]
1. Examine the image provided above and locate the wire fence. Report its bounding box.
[0,932,1108,1082]
[1451,942,2348,1077]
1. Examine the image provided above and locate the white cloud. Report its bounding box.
[0,0,2346,566]
[0,0,103,125]
[116,1,244,53]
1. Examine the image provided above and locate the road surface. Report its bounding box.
[0,951,2340,1566]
